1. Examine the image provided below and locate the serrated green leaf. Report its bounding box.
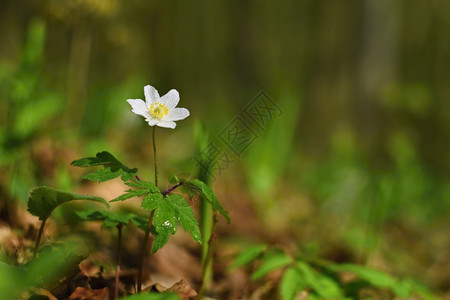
[280,267,303,300]
[27,186,108,221]
[125,180,159,192]
[141,193,164,210]
[118,291,180,300]
[82,168,119,182]
[129,215,169,254]
[82,167,136,182]
[142,193,201,250]
[229,244,268,270]
[296,261,342,298]
[71,151,137,182]
[184,179,230,222]
[152,227,171,254]
[111,188,153,202]
[251,252,293,280]
[166,194,202,244]
[153,200,177,236]
[76,210,133,228]
[71,151,122,167]
[110,191,138,202]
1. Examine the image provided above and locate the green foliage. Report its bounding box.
[251,251,293,280]
[27,186,108,221]
[141,192,164,209]
[153,198,177,235]
[329,263,397,290]
[111,180,160,203]
[119,292,180,300]
[71,151,138,182]
[229,244,267,269]
[166,194,202,243]
[232,245,438,300]
[23,19,46,66]
[142,193,202,253]
[13,95,63,138]
[72,151,205,253]
[119,212,170,251]
[183,179,230,222]
[296,261,342,299]
[75,209,174,253]
[280,267,303,300]
[245,90,300,200]
[75,209,146,228]
[0,18,64,205]
[29,242,88,289]
[193,121,215,184]
[125,180,160,192]
[0,242,86,299]
[326,263,438,300]
[0,19,63,142]
[151,227,171,254]
[111,188,151,202]
[168,174,180,184]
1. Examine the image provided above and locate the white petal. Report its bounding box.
[145,118,159,126]
[164,107,190,122]
[144,85,160,106]
[160,89,179,108]
[127,99,148,118]
[156,120,176,129]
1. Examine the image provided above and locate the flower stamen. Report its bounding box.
[149,102,169,119]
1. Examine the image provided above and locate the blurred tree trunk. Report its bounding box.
[357,0,400,151]
[66,23,92,127]
[357,0,400,264]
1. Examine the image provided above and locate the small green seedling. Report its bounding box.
[230,244,438,300]
[72,150,229,294]
[27,186,108,257]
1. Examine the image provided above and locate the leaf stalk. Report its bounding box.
[115,223,123,299]
[198,212,219,299]
[33,218,47,258]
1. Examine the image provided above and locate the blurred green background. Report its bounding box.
[0,0,449,295]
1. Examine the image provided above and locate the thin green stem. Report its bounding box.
[137,126,158,292]
[197,212,218,299]
[197,158,214,294]
[153,126,158,187]
[115,223,123,299]
[33,218,47,258]
[200,199,213,290]
[137,210,154,292]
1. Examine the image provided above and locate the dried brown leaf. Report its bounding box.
[67,286,109,300]
[167,279,197,299]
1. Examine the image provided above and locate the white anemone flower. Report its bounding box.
[127,85,190,129]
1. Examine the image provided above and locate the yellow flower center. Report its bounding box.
[149,102,169,119]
